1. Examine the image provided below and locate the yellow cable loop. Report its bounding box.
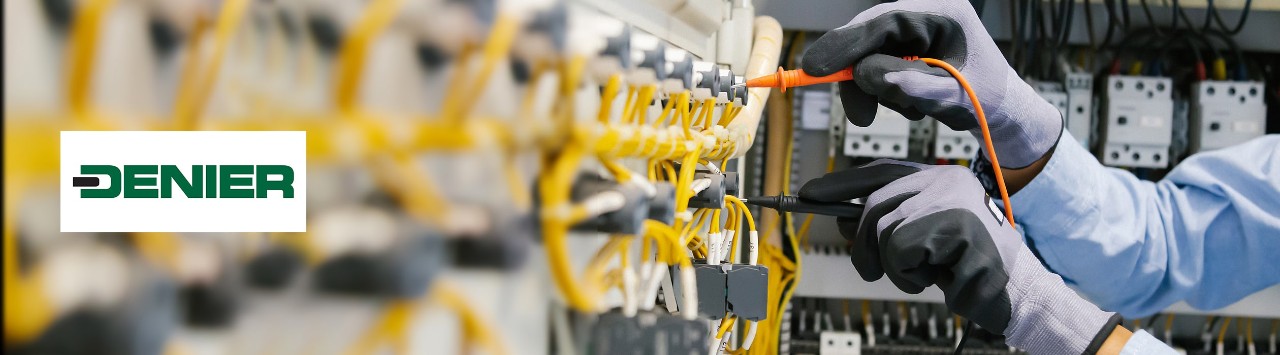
[718,315,738,338]
[438,15,519,124]
[726,196,757,232]
[173,0,250,129]
[598,74,623,123]
[540,140,599,312]
[64,0,117,119]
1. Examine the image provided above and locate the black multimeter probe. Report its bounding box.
[742,195,864,218]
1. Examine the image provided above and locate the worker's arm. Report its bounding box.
[992,132,1280,317]
[797,160,1182,354]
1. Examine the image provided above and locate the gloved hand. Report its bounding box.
[798,160,1122,354]
[801,0,1062,168]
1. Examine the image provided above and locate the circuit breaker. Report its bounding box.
[1064,73,1095,147]
[843,105,911,158]
[1099,76,1174,168]
[933,120,979,160]
[1189,81,1267,152]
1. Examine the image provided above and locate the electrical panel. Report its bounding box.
[843,105,911,159]
[1099,76,1175,168]
[933,121,980,160]
[819,331,862,355]
[1064,73,1095,147]
[1189,81,1268,152]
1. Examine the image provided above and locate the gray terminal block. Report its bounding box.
[726,264,769,321]
[723,172,739,197]
[687,172,725,209]
[668,263,728,319]
[313,235,446,299]
[647,182,676,225]
[602,25,633,70]
[590,312,643,355]
[644,315,709,355]
[570,174,651,235]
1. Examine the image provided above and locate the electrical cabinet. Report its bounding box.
[1099,76,1175,168]
[1190,81,1268,152]
[1064,73,1095,147]
[843,105,911,159]
[932,121,979,160]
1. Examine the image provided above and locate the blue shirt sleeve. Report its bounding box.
[1120,330,1178,355]
[1008,131,1280,317]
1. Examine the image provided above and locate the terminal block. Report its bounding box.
[693,61,722,97]
[590,312,644,355]
[1190,81,1267,152]
[665,50,695,90]
[725,264,768,321]
[844,105,910,159]
[313,236,446,298]
[643,315,709,355]
[633,34,668,79]
[674,262,768,321]
[933,119,980,160]
[245,246,304,290]
[723,172,739,197]
[181,271,239,328]
[570,174,651,235]
[1064,73,1095,147]
[687,171,726,209]
[600,24,633,70]
[450,212,532,270]
[1099,76,1174,168]
[648,182,677,225]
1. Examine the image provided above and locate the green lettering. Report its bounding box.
[219,165,253,198]
[79,165,121,198]
[255,165,294,198]
[161,165,202,198]
[206,165,217,198]
[123,165,159,198]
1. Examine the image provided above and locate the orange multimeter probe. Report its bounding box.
[741,56,920,92]
[741,56,1018,227]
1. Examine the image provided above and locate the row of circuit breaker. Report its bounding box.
[835,76,1269,168]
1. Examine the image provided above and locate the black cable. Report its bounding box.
[1083,0,1097,54]
[1119,0,1132,30]
[1210,0,1252,34]
[1203,0,1217,32]
[953,320,974,355]
[1100,0,1120,48]
[1139,0,1162,36]
[1010,0,1022,68]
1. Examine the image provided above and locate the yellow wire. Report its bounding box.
[439,14,520,123]
[598,74,623,123]
[333,0,405,114]
[173,0,250,129]
[1219,317,1233,344]
[64,0,118,119]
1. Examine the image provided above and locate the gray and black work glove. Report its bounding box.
[799,160,1122,354]
[801,0,1062,168]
